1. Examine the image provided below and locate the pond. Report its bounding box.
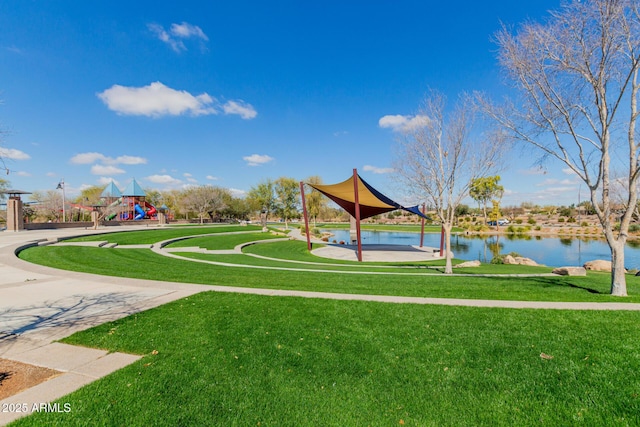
[325,229,640,268]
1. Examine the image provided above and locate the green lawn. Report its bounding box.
[63,224,264,244]
[18,240,640,302]
[10,226,640,426]
[163,231,287,250]
[12,292,640,426]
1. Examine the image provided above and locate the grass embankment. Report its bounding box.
[19,237,640,302]
[164,231,288,250]
[12,292,640,426]
[63,224,264,245]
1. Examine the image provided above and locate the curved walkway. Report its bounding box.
[1,226,639,424]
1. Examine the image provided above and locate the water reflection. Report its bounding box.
[325,229,640,268]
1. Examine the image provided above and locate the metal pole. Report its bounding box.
[419,203,426,247]
[62,180,66,223]
[353,168,363,262]
[299,181,312,251]
[57,179,66,223]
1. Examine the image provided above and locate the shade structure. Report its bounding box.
[308,174,428,220]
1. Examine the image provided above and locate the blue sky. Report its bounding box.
[0,1,581,207]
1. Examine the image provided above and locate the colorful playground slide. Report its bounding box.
[134,204,146,220]
[134,202,157,220]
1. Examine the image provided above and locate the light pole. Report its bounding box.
[56,179,66,222]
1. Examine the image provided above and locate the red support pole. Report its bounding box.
[299,181,312,251]
[439,224,445,257]
[419,203,426,248]
[352,168,363,262]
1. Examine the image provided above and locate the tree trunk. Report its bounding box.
[443,223,453,274]
[610,239,628,296]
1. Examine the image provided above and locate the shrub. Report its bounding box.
[567,217,576,223]
[515,219,523,224]
[507,225,530,234]
[491,251,522,264]
[527,218,536,225]
[534,226,541,231]
[581,221,589,227]
[558,217,565,223]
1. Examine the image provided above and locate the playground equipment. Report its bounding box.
[98,179,159,221]
[133,201,158,220]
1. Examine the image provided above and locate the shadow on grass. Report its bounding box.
[522,276,605,295]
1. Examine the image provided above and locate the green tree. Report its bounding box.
[469,176,503,225]
[74,186,103,206]
[222,194,252,221]
[274,177,300,229]
[303,175,326,227]
[247,179,276,225]
[143,188,163,208]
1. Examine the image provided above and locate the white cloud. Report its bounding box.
[97,82,258,120]
[170,22,208,41]
[378,114,429,132]
[15,171,31,177]
[71,152,147,178]
[536,178,576,187]
[148,22,208,53]
[363,165,394,174]
[6,46,23,54]
[223,100,257,119]
[46,172,57,177]
[70,152,106,164]
[243,154,274,167]
[539,186,577,194]
[145,174,183,186]
[91,164,125,175]
[206,175,219,181]
[183,172,193,177]
[115,155,147,165]
[562,167,578,176]
[0,147,30,160]
[519,167,547,176]
[97,82,217,117]
[97,177,120,186]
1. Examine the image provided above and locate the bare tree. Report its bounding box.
[29,190,63,222]
[393,91,504,273]
[481,0,640,295]
[181,185,227,224]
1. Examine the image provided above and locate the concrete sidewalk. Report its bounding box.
[0,226,202,425]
